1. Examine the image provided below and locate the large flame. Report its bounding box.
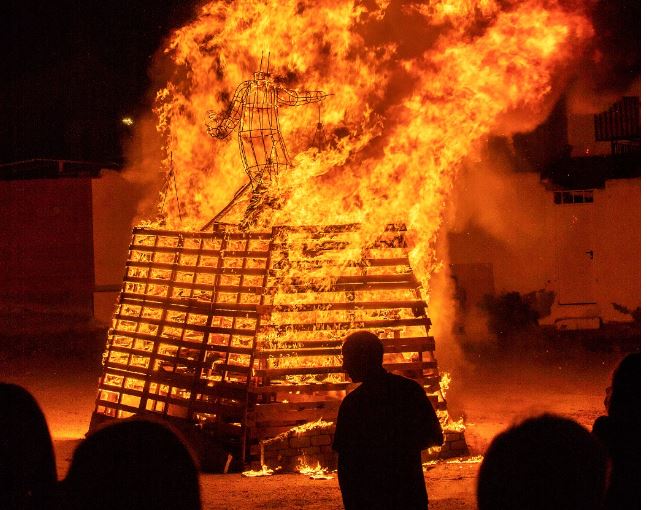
[149,0,592,291]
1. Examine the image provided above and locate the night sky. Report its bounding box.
[0,1,196,165]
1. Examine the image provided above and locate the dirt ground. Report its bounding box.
[0,340,634,510]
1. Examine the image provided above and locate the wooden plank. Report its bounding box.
[119,295,259,319]
[254,366,345,377]
[253,336,432,350]
[257,339,343,349]
[268,257,410,272]
[97,384,145,400]
[254,339,434,357]
[110,329,253,354]
[100,366,147,380]
[113,314,257,337]
[145,370,195,388]
[119,294,258,313]
[272,224,360,234]
[120,294,212,313]
[334,274,416,284]
[191,400,247,418]
[105,362,149,376]
[210,363,253,375]
[103,364,194,390]
[129,245,270,258]
[383,336,435,351]
[383,360,437,371]
[249,382,354,394]
[270,241,350,252]
[264,299,427,313]
[193,381,249,401]
[254,407,339,426]
[133,227,272,240]
[255,347,341,357]
[363,257,410,267]
[94,399,141,414]
[252,426,295,440]
[251,400,341,415]
[126,260,267,276]
[262,317,431,333]
[277,281,420,293]
[270,223,407,235]
[271,274,416,285]
[255,361,436,378]
[123,275,264,294]
[200,422,245,437]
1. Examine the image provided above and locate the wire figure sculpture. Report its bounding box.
[206,55,329,227]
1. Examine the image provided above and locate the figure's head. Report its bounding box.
[477,414,607,510]
[253,71,271,81]
[341,331,384,382]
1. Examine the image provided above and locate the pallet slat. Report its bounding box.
[255,361,437,377]
[262,317,431,333]
[126,260,267,276]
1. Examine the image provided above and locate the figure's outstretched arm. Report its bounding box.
[206,82,249,139]
[277,88,330,107]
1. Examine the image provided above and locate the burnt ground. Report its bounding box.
[0,326,638,510]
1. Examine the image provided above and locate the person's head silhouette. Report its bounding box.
[63,418,200,510]
[341,331,385,382]
[477,414,607,510]
[0,383,57,510]
[608,352,640,421]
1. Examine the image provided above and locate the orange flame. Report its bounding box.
[142,0,592,294]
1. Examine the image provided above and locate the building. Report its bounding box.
[448,97,640,331]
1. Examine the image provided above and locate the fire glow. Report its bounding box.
[153,0,592,286]
[93,0,596,471]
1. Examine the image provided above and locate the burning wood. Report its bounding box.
[89,0,595,471]
[90,221,459,469]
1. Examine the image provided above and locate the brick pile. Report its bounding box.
[256,420,337,472]
[251,421,469,472]
[422,430,469,461]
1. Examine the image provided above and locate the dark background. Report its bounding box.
[0,0,197,165]
[0,0,639,167]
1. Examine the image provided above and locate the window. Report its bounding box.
[553,190,594,205]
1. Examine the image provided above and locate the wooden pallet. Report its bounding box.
[91,223,445,464]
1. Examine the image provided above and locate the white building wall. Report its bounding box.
[448,172,640,327]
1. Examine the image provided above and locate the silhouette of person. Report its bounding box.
[477,414,607,510]
[592,353,640,510]
[62,419,201,510]
[332,331,443,510]
[0,383,57,510]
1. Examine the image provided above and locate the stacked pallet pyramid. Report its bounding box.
[90,222,466,469]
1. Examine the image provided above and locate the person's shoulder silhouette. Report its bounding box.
[0,383,57,510]
[63,418,201,510]
[592,352,640,510]
[478,414,607,510]
[333,331,442,510]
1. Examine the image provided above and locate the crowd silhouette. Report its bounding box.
[0,343,640,510]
